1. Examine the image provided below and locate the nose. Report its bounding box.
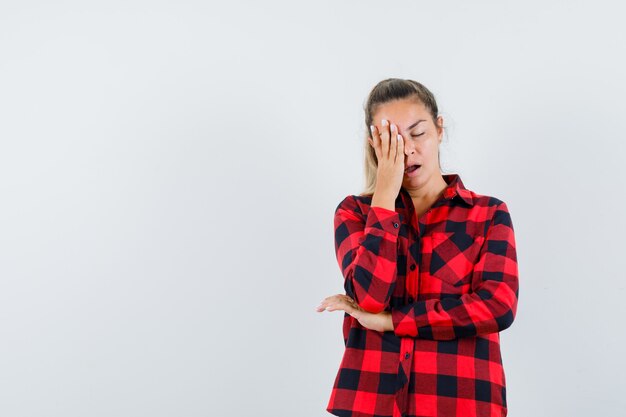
[398,128,416,155]
[404,139,416,155]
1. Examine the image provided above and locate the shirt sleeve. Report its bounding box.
[333,195,401,314]
[391,201,519,340]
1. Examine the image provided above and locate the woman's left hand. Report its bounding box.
[315,294,393,333]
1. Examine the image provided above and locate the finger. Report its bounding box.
[315,297,332,311]
[380,119,389,158]
[325,303,340,312]
[369,125,376,143]
[340,300,356,314]
[315,303,335,312]
[316,295,342,312]
[396,133,404,165]
[389,123,398,159]
[369,126,381,160]
[325,299,348,313]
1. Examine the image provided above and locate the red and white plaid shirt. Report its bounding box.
[327,173,519,417]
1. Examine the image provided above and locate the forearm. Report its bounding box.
[335,197,401,313]
[390,284,517,340]
[390,202,519,340]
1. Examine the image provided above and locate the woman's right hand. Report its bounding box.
[368,119,405,205]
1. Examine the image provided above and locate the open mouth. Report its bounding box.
[405,164,421,173]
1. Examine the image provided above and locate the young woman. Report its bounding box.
[316,79,519,417]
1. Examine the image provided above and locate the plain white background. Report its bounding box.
[1,1,625,416]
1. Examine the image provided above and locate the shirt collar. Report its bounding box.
[442,173,474,206]
[399,173,474,207]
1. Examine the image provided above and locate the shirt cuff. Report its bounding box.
[390,305,417,337]
[364,206,402,235]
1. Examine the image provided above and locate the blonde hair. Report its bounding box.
[360,78,448,196]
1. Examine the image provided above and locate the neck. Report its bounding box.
[404,174,448,209]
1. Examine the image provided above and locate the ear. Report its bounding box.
[436,115,444,143]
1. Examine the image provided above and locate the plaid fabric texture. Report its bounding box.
[327,174,519,417]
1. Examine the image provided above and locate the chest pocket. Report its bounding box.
[428,231,484,288]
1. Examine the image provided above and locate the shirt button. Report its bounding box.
[393,222,399,228]
[408,297,414,303]
[405,352,410,359]
[410,264,416,271]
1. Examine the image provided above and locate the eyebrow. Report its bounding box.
[407,120,426,130]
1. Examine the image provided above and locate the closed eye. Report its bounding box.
[411,133,425,138]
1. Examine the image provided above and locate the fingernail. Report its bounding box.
[370,125,374,132]
[381,119,388,126]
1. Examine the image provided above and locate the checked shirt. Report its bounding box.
[327,173,519,417]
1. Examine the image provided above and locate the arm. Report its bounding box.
[391,201,519,340]
[333,195,400,314]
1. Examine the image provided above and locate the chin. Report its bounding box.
[403,169,429,186]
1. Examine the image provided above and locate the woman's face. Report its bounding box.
[371,98,443,191]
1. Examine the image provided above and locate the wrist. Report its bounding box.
[371,191,396,211]
[384,311,394,332]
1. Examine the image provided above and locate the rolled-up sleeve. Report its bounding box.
[333,196,401,314]
[391,201,519,340]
